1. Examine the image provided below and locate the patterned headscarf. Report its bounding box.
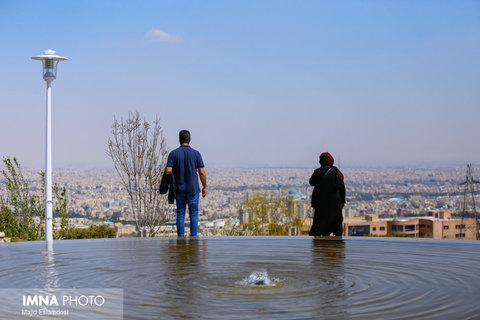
[319,152,334,167]
[319,152,344,180]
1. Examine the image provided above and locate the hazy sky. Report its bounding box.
[0,0,479,168]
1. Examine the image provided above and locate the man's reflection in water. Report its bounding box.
[311,239,349,319]
[162,238,207,319]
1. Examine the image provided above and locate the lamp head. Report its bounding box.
[31,49,68,82]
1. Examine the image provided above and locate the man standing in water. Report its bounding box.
[165,130,207,237]
[309,152,345,237]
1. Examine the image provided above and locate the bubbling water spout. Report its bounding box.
[236,269,282,288]
[248,270,272,285]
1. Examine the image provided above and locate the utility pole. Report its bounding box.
[459,164,479,240]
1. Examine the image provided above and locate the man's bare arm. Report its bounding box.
[165,167,173,175]
[198,167,207,197]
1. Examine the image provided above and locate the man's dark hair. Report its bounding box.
[179,130,191,144]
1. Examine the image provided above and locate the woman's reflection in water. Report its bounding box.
[311,239,349,319]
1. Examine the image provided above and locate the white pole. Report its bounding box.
[45,80,53,251]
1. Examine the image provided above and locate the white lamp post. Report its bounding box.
[31,49,68,250]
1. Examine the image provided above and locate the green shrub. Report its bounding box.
[389,233,414,238]
[1,157,70,242]
[55,225,116,240]
[367,233,414,238]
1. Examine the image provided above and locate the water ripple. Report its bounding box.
[1,237,479,319]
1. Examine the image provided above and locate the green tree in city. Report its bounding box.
[0,157,70,241]
[39,171,71,236]
[53,183,70,231]
[232,192,303,236]
[0,157,42,241]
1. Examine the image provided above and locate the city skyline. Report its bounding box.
[1,1,479,168]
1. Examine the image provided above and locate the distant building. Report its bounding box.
[295,200,311,219]
[343,214,478,240]
[426,210,451,219]
[300,218,312,235]
[213,219,225,228]
[238,209,249,224]
[344,217,434,238]
[433,219,477,240]
[115,224,136,237]
[287,188,304,199]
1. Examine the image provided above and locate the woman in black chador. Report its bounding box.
[309,152,345,236]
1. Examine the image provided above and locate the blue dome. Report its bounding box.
[288,188,298,195]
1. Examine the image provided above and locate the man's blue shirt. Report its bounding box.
[167,145,204,195]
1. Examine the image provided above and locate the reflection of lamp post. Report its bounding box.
[31,50,68,250]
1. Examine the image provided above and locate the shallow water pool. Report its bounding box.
[1,237,479,319]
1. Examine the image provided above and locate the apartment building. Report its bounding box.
[343,214,478,240]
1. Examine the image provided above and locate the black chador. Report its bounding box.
[309,152,345,236]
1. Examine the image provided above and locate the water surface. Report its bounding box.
[1,237,479,319]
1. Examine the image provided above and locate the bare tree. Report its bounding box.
[106,111,169,237]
